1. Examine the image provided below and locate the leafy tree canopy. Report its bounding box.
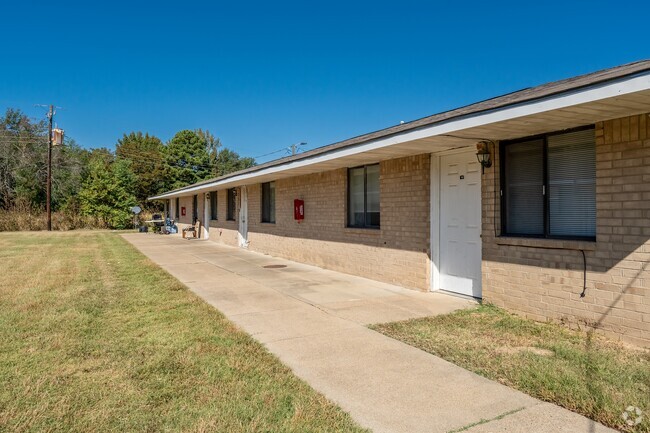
[214,148,256,177]
[164,130,211,190]
[116,132,165,203]
[1,109,48,209]
[78,155,137,229]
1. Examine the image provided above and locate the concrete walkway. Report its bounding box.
[123,234,616,433]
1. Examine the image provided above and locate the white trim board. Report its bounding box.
[429,153,440,291]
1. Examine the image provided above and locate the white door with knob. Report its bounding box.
[438,150,482,298]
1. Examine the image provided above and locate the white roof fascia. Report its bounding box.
[151,71,650,200]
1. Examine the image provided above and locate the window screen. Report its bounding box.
[261,182,276,223]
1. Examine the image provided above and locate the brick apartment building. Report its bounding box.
[152,60,650,346]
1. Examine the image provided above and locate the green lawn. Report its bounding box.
[372,304,650,433]
[0,231,367,433]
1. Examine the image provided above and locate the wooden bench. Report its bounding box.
[182,220,201,239]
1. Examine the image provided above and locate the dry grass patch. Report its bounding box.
[372,304,650,433]
[0,231,367,433]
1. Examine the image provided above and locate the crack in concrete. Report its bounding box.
[446,407,527,433]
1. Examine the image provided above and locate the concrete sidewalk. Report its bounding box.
[122,234,616,433]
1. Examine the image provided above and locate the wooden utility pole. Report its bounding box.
[46,105,53,231]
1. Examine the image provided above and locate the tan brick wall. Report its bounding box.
[173,194,211,238]
[206,154,431,290]
[177,195,194,225]
[207,189,239,246]
[483,113,650,347]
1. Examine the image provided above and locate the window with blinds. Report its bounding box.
[504,139,544,235]
[348,164,380,229]
[210,192,218,220]
[261,181,276,223]
[227,188,236,221]
[548,129,596,237]
[501,127,596,240]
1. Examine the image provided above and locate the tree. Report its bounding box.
[164,130,212,189]
[115,132,165,203]
[214,148,256,177]
[195,128,221,174]
[78,156,137,229]
[51,138,88,212]
[0,108,48,210]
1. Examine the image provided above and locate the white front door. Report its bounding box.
[439,151,482,298]
[238,186,249,248]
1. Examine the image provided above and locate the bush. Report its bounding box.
[0,204,105,231]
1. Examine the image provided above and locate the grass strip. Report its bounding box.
[0,231,367,433]
[372,304,649,432]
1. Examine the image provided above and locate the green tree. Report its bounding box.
[51,138,88,212]
[195,129,223,177]
[0,108,48,209]
[115,132,165,203]
[78,156,137,229]
[214,148,256,177]
[164,130,212,189]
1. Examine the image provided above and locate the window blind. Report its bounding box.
[210,192,217,220]
[262,182,276,223]
[547,129,596,237]
[348,167,365,227]
[365,164,380,227]
[505,139,544,235]
[227,189,236,220]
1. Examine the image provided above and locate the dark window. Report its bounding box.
[192,195,198,224]
[227,188,236,221]
[210,192,218,220]
[261,182,276,223]
[348,164,380,228]
[175,197,179,219]
[501,127,596,240]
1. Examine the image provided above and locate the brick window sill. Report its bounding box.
[495,236,596,251]
[344,227,381,235]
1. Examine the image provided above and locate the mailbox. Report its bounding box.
[181,206,186,216]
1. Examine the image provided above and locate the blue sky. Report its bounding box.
[1,1,648,162]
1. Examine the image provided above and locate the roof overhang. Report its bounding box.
[150,69,650,200]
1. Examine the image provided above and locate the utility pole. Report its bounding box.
[290,142,307,156]
[46,105,53,231]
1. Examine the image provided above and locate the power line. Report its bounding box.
[115,150,217,170]
[253,142,309,160]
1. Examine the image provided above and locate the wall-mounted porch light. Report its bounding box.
[476,141,492,173]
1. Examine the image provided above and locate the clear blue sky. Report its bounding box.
[1,1,648,162]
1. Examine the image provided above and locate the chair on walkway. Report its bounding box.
[182,220,201,239]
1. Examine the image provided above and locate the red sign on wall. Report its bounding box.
[294,199,304,221]
[181,207,186,216]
